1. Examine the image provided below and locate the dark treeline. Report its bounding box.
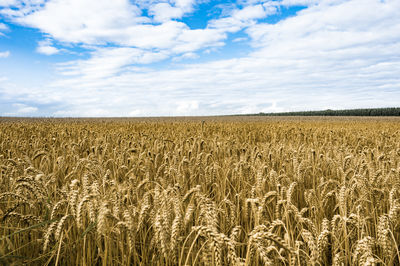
[249,107,400,116]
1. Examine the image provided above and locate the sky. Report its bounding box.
[0,0,399,117]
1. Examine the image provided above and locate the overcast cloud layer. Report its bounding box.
[0,0,399,116]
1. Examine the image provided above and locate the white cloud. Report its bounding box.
[0,0,18,7]
[174,0,195,11]
[246,0,400,56]
[148,0,196,23]
[46,0,400,116]
[176,100,199,114]
[173,28,226,53]
[53,108,110,117]
[280,0,320,6]
[57,47,169,79]
[233,4,268,20]
[262,2,278,14]
[0,22,8,36]
[173,52,199,61]
[209,4,273,32]
[4,0,147,44]
[238,0,320,6]
[0,0,46,17]
[1,0,231,60]
[236,101,285,114]
[0,0,203,52]
[0,22,8,30]
[1,0,399,116]
[149,3,184,22]
[37,45,59,55]
[0,50,10,57]
[12,103,38,114]
[232,37,248,42]
[129,109,142,116]
[36,39,60,55]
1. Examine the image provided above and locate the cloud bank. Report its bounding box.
[0,0,399,116]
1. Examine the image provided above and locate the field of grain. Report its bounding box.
[1,117,399,265]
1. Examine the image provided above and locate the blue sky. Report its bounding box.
[0,0,399,117]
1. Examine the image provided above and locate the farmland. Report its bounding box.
[1,117,400,265]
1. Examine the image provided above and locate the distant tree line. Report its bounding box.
[251,107,400,116]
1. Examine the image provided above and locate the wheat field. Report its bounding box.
[0,117,399,265]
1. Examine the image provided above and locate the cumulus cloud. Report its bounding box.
[209,4,274,32]
[237,0,320,6]
[1,0,399,116]
[0,22,8,35]
[280,0,320,6]
[50,0,400,115]
[0,0,18,7]
[6,0,146,44]
[149,3,185,22]
[0,0,215,51]
[37,45,59,55]
[0,0,46,17]
[172,52,199,61]
[12,103,38,114]
[176,100,199,114]
[56,47,169,80]
[149,0,195,22]
[0,0,277,61]
[36,39,60,55]
[246,0,400,56]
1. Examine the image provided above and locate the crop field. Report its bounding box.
[0,117,400,265]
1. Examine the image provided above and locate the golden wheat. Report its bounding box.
[0,117,399,265]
